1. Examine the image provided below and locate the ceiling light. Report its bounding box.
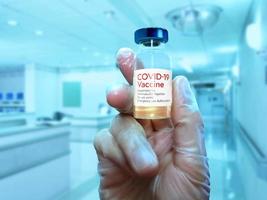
[231,65,240,78]
[166,4,222,36]
[215,46,237,53]
[35,30,44,36]
[104,10,115,19]
[82,47,88,51]
[7,20,18,27]
[246,23,262,50]
[227,192,236,199]
[93,52,100,57]
[246,23,267,60]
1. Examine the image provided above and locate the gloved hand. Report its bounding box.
[94,48,210,200]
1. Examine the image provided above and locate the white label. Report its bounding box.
[133,68,172,107]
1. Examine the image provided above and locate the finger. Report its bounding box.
[106,83,133,113]
[116,48,143,85]
[171,76,206,156]
[93,129,133,187]
[116,48,135,84]
[171,77,209,186]
[110,114,159,176]
[94,129,127,167]
[106,84,155,135]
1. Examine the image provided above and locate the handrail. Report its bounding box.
[236,120,267,180]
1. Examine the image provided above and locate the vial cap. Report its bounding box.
[134,27,168,44]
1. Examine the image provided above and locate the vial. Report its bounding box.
[133,27,172,119]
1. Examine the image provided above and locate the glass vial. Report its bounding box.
[133,27,172,119]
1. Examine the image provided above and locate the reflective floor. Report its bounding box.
[60,142,100,200]
[205,116,245,200]
[62,114,245,200]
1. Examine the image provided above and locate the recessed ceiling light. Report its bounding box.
[35,30,44,36]
[7,20,18,27]
[104,10,115,19]
[227,192,236,199]
[93,52,100,57]
[82,47,88,51]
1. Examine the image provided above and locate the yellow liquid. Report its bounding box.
[134,106,171,119]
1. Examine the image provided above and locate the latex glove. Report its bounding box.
[94,48,210,200]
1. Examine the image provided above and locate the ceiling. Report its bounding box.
[0,0,253,73]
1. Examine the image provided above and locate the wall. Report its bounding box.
[35,68,59,117]
[233,0,267,199]
[25,64,59,117]
[24,65,124,117]
[58,68,125,116]
[235,0,267,156]
[0,65,58,116]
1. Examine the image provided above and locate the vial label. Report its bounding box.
[133,68,172,107]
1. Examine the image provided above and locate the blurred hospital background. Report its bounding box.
[0,0,266,199]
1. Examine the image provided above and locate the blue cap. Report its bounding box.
[134,27,168,44]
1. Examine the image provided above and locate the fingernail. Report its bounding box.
[116,48,134,68]
[132,144,158,173]
[106,83,126,95]
[116,48,134,58]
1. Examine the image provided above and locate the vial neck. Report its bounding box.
[141,39,162,47]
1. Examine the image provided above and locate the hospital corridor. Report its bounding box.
[0,0,267,200]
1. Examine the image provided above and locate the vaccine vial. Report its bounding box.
[133,27,172,119]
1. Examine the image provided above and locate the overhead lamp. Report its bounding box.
[7,19,18,27]
[104,10,115,20]
[246,23,267,61]
[82,47,88,52]
[246,23,262,50]
[35,30,44,36]
[93,52,100,57]
[166,4,222,36]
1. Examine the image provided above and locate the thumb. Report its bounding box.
[171,76,206,156]
[170,76,210,197]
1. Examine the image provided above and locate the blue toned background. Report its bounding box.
[0,0,267,199]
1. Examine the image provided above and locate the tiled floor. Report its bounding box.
[62,116,245,200]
